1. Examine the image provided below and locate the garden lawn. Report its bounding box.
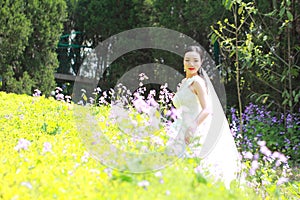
[0,92,298,200]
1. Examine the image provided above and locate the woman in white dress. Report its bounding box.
[166,46,241,189]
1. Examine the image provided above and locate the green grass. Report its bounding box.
[0,92,298,200]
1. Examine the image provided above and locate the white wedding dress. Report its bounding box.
[166,75,241,188]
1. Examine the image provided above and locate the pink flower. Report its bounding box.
[14,139,31,151]
[250,160,259,175]
[278,153,288,163]
[243,151,253,160]
[43,142,52,153]
[147,97,159,108]
[194,165,203,174]
[277,177,289,185]
[33,89,41,97]
[166,107,181,120]
[260,146,271,157]
[56,93,64,101]
[55,87,63,93]
[132,96,150,113]
[272,151,280,158]
[257,140,266,146]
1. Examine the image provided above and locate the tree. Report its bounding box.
[0,0,67,95]
[0,0,32,94]
[211,0,300,127]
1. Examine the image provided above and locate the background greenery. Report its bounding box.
[0,1,299,198]
[1,0,299,112]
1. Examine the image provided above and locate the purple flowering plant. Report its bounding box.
[77,73,179,153]
[229,103,299,194]
[230,103,300,165]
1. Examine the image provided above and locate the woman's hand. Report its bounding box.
[185,126,196,144]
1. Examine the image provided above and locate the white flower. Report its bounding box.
[154,171,162,177]
[81,151,90,163]
[138,180,150,188]
[20,181,32,189]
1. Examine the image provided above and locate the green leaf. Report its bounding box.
[282,99,288,105]
[289,100,292,107]
[279,7,285,18]
[295,93,299,102]
[238,6,243,15]
[287,11,293,21]
[223,0,233,10]
[264,9,277,17]
[280,74,286,82]
[210,33,218,45]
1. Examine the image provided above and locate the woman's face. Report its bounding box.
[183,51,202,74]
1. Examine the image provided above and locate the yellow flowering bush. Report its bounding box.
[0,92,297,199]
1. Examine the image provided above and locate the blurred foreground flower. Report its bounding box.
[43,142,52,153]
[138,180,150,189]
[14,138,31,151]
[276,177,289,186]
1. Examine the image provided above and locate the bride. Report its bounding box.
[166,45,241,189]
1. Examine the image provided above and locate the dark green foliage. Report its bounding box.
[0,0,67,96]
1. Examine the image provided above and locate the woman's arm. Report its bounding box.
[190,77,212,126]
[185,77,212,144]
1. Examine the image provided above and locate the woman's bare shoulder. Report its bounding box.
[192,75,206,86]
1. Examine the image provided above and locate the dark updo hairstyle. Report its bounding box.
[184,45,205,77]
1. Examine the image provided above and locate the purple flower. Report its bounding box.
[257,140,266,146]
[194,165,203,174]
[166,107,181,120]
[251,160,259,169]
[104,168,113,177]
[147,97,159,108]
[43,142,52,153]
[14,138,31,151]
[272,151,280,158]
[276,177,289,185]
[249,160,259,176]
[271,117,278,123]
[139,73,149,81]
[56,93,64,101]
[260,146,272,157]
[55,87,63,93]
[132,96,149,113]
[33,89,41,97]
[243,151,253,160]
[278,153,288,163]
